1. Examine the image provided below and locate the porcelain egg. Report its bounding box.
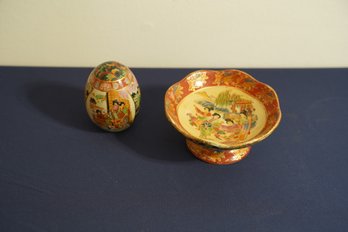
[85,61,141,132]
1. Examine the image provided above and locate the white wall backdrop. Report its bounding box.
[0,0,347,68]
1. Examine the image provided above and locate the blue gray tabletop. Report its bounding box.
[0,67,347,231]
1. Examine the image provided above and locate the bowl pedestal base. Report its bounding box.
[186,139,251,165]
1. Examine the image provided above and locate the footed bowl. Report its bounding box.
[164,70,281,165]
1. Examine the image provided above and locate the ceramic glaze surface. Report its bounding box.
[165,69,281,164]
[85,61,141,132]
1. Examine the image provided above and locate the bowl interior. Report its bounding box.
[165,70,281,149]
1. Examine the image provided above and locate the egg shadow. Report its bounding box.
[25,80,100,132]
[25,80,194,162]
[116,85,195,162]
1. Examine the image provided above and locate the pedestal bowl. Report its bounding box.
[164,70,281,165]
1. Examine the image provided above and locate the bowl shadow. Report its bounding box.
[116,85,195,162]
[25,80,100,132]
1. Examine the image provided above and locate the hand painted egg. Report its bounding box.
[85,61,141,132]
